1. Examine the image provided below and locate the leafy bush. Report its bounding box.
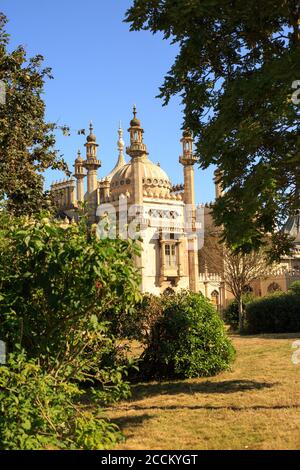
[118,293,163,342]
[245,292,300,334]
[139,291,235,379]
[0,212,140,449]
[0,350,124,450]
[0,213,140,373]
[288,280,300,295]
[223,293,255,330]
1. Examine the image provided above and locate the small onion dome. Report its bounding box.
[130,104,141,127]
[214,168,222,177]
[87,121,97,142]
[75,150,83,163]
[130,116,141,127]
[87,132,97,143]
[182,129,192,138]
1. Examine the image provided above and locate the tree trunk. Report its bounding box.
[238,296,244,332]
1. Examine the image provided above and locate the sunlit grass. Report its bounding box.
[107,333,300,450]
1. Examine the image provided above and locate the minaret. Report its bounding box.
[180,129,197,205]
[179,129,199,293]
[214,168,224,199]
[126,106,148,207]
[126,106,148,287]
[83,122,101,216]
[74,150,85,204]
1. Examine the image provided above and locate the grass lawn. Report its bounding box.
[107,333,300,450]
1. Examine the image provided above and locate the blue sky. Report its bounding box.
[2,0,215,203]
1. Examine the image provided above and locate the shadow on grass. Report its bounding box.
[112,413,154,432]
[257,333,300,340]
[230,332,300,340]
[115,403,300,412]
[130,379,277,402]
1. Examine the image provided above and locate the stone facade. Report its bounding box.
[51,107,300,309]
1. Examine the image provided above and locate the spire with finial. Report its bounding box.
[118,122,125,156]
[83,120,101,199]
[74,149,86,203]
[130,104,141,128]
[127,105,148,158]
[117,123,126,163]
[104,123,126,180]
[86,120,97,143]
[75,149,83,163]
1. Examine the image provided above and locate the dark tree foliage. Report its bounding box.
[0,13,68,215]
[125,0,300,258]
[245,290,300,333]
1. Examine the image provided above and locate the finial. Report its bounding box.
[130,104,141,128]
[117,123,125,156]
[86,121,97,143]
[118,123,123,137]
[75,149,83,165]
[183,128,192,138]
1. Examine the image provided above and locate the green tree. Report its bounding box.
[125,0,300,258]
[0,212,140,375]
[0,13,68,215]
[0,212,141,449]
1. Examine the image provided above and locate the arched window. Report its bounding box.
[267,282,281,293]
[211,290,219,306]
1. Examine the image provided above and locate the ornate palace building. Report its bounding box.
[51,107,300,309]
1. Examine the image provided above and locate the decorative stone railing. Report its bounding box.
[199,272,222,282]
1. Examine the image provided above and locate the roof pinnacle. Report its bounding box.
[118,123,125,154]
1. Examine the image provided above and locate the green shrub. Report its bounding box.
[288,280,300,295]
[120,293,164,342]
[0,212,140,365]
[0,350,124,450]
[0,212,140,449]
[223,293,255,330]
[245,292,300,333]
[139,291,235,379]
